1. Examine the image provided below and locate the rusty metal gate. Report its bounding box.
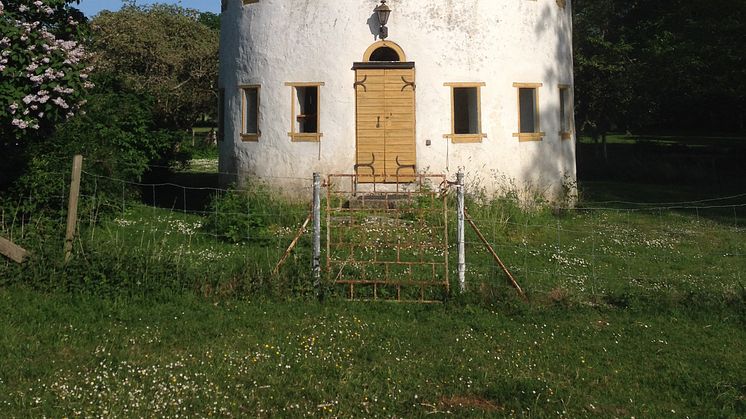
[326,174,450,302]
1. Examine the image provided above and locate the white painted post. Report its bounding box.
[312,173,322,298]
[457,170,466,293]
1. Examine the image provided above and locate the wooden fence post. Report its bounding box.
[64,155,83,263]
[0,236,29,264]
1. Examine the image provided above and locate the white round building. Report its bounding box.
[218,0,576,199]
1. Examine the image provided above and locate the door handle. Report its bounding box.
[354,75,368,92]
[376,116,380,128]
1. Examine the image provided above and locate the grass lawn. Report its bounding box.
[1,134,744,416]
[1,190,744,416]
[0,287,744,417]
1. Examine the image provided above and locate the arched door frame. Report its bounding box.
[362,40,407,62]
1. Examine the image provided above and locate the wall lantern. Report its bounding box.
[374,0,392,39]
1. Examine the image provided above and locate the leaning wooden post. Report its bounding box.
[0,236,29,264]
[64,155,83,263]
[312,173,322,299]
[456,170,466,293]
[464,208,527,301]
[273,212,312,275]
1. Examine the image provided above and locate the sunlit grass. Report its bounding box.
[0,288,744,417]
[1,170,744,416]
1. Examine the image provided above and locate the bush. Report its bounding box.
[203,183,302,244]
[3,91,188,216]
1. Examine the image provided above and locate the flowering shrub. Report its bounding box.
[0,0,93,139]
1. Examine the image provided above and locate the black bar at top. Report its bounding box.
[352,62,416,70]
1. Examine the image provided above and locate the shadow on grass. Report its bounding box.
[577,135,746,226]
[140,169,219,213]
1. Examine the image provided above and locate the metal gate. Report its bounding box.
[326,174,450,302]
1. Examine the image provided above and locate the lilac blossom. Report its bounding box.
[1,0,94,136]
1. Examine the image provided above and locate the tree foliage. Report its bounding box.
[0,0,93,141]
[573,0,636,140]
[573,0,746,136]
[7,89,188,214]
[90,4,219,130]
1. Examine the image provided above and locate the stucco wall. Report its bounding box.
[219,0,576,200]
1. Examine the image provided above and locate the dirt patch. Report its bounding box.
[439,395,503,412]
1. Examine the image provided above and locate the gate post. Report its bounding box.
[456,170,466,293]
[312,173,322,298]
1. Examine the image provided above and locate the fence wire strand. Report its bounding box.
[2,164,744,300]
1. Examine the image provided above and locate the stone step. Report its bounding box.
[347,194,413,210]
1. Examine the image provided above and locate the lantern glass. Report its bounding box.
[375,2,391,27]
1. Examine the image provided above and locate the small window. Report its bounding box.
[444,82,486,143]
[513,82,544,141]
[559,85,573,140]
[369,47,401,62]
[286,82,324,142]
[241,85,260,141]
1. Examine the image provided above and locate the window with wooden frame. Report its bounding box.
[240,85,260,142]
[513,82,544,141]
[444,82,486,143]
[286,82,324,142]
[559,84,573,140]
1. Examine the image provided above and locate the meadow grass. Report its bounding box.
[1,158,744,416]
[0,286,744,417]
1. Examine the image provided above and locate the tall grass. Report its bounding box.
[2,175,743,310]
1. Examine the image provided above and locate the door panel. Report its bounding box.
[355,69,385,182]
[355,68,416,183]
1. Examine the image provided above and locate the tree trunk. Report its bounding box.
[602,132,608,163]
[593,134,600,157]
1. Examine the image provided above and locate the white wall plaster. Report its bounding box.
[219,0,577,200]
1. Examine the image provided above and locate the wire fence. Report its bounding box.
[1,156,744,301]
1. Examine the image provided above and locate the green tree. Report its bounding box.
[198,12,220,32]
[0,0,94,189]
[90,4,219,131]
[572,0,638,160]
[9,90,183,214]
[0,0,93,141]
[573,0,746,140]
[630,0,746,133]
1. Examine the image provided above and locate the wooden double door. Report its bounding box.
[354,68,416,183]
